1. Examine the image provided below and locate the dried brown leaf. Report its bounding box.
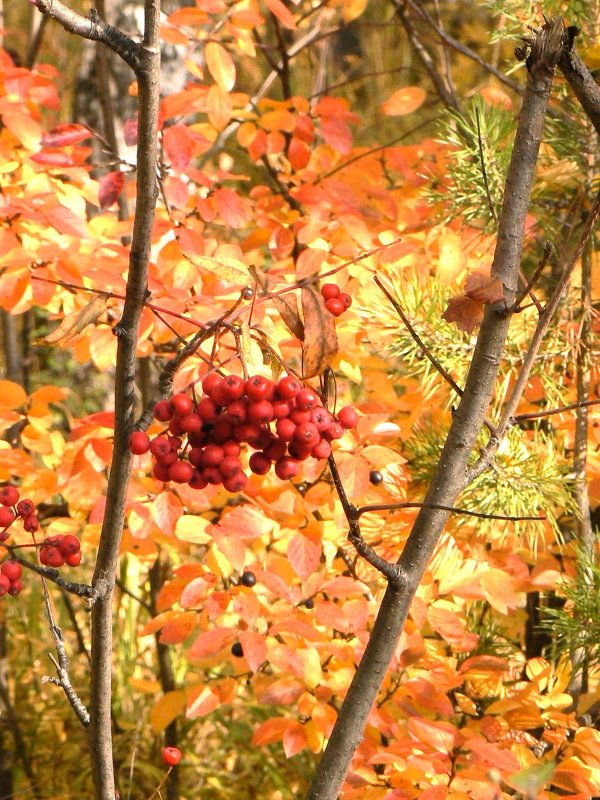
[41,294,108,346]
[301,285,338,378]
[249,265,304,340]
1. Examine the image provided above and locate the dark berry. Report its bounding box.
[369,470,384,485]
[231,642,244,657]
[303,598,315,609]
[240,570,256,587]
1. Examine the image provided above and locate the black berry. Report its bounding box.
[369,470,383,485]
[231,642,244,657]
[240,571,257,587]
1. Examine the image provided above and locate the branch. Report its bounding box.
[355,502,545,522]
[558,30,600,136]
[32,1,140,70]
[304,19,566,800]
[7,552,94,597]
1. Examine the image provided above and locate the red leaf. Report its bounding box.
[288,137,311,170]
[252,716,289,746]
[215,188,252,229]
[288,532,321,581]
[98,171,125,209]
[163,124,194,171]
[41,122,92,147]
[187,627,236,659]
[283,721,308,757]
[441,294,484,334]
[264,0,296,29]
[238,631,267,672]
[123,118,138,145]
[320,116,352,155]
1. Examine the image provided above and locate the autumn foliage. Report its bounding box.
[1,2,600,800]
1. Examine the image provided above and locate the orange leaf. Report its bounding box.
[300,285,338,378]
[320,116,352,155]
[215,188,252,229]
[206,85,233,129]
[159,611,197,644]
[187,626,236,659]
[239,631,267,672]
[0,381,27,410]
[441,294,483,334]
[264,0,296,29]
[149,691,187,733]
[283,721,308,757]
[205,42,236,92]
[464,271,505,306]
[252,716,289,746]
[407,717,457,753]
[288,531,321,581]
[381,86,427,116]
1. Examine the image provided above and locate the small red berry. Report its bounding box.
[155,451,178,467]
[23,515,39,533]
[222,374,245,402]
[324,422,344,441]
[150,436,171,458]
[337,406,359,429]
[202,466,223,485]
[338,292,352,309]
[152,463,170,483]
[16,499,35,517]
[272,399,291,419]
[153,400,173,422]
[202,373,224,398]
[263,438,287,462]
[179,413,202,433]
[287,442,313,461]
[1,561,22,581]
[248,400,274,425]
[276,375,302,400]
[169,393,194,417]
[223,472,249,493]
[44,547,65,568]
[161,747,182,767]
[276,418,297,442]
[245,375,274,402]
[311,439,332,459]
[0,508,16,528]
[168,461,194,484]
[129,431,151,455]
[8,579,23,596]
[294,422,320,447]
[274,457,301,480]
[189,470,208,490]
[0,575,10,595]
[65,551,82,567]
[197,397,218,422]
[200,444,224,468]
[311,407,333,432]
[168,417,183,436]
[219,456,243,479]
[58,535,80,557]
[0,486,19,507]
[320,283,340,300]
[295,388,320,411]
[249,452,271,475]
[222,440,241,457]
[213,416,234,442]
[289,408,311,426]
[325,298,345,317]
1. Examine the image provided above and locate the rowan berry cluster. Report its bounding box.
[0,485,40,541]
[39,534,82,568]
[0,560,23,596]
[320,283,352,317]
[129,374,359,492]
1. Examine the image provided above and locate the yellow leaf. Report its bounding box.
[205,42,236,92]
[186,253,249,288]
[175,515,212,544]
[149,690,187,733]
[381,86,427,116]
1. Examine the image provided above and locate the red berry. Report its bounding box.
[276,375,302,400]
[197,397,218,422]
[44,547,65,568]
[0,508,16,528]
[129,431,151,455]
[320,283,340,300]
[275,457,301,480]
[263,438,287,462]
[0,575,9,596]
[150,436,171,458]
[250,427,272,450]
[202,466,223,485]
[294,422,320,447]
[65,552,82,567]
[324,422,344,441]
[249,452,271,475]
[223,472,249,493]
[8,579,23,596]
[337,405,359,429]
[168,417,183,436]
[23,515,39,533]
[168,461,194,484]
[188,430,207,448]
[152,463,169,483]
[169,393,194,417]
[179,413,202,433]
[202,373,223,398]
[169,436,183,451]
[248,400,274,425]
[295,388,320,411]
[289,408,312,426]
[58,535,80,557]
[0,486,19,506]
[276,418,296,442]
[222,374,245,402]
[162,747,182,767]
[311,407,333,432]
[287,442,313,461]
[325,298,345,317]
[1,561,22,581]
[233,422,261,444]
[200,444,224,468]
[188,447,203,467]
[156,451,178,467]
[16,499,35,518]
[245,375,274,402]
[219,456,243,479]
[153,400,172,421]
[222,440,241,457]
[213,416,234,442]
[338,292,352,309]
[311,439,332,459]
[189,470,208,490]
[272,400,291,419]
[227,400,248,423]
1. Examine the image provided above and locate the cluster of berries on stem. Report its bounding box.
[0,485,39,540]
[129,374,359,492]
[39,534,82,568]
[320,283,352,318]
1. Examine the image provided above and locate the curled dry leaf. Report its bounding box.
[464,271,505,306]
[301,285,338,378]
[442,271,505,333]
[41,294,108,346]
[249,265,304,340]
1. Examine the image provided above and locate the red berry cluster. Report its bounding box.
[39,535,82,568]
[320,284,352,317]
[0,485,40,541]
[0,560,23,596]
[129,375,359,491]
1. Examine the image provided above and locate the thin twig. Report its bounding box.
[355,502,545,522]
[475,107,498,224]
[513,398,600,422]
[510,242,551,313]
